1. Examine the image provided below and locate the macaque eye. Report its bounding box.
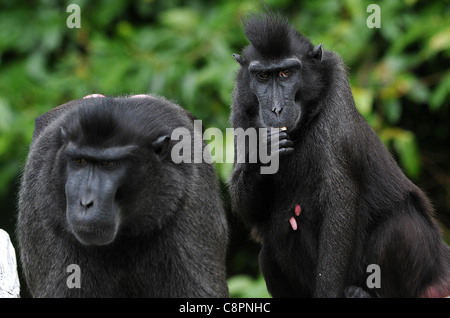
[74,158,87,166]
[99,160,118,169]
[257,72,270,81]
[279,69,291,78]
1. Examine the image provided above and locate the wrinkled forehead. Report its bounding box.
[248,58,301,72]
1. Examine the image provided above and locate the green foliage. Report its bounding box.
[1,0,449,297]
[228,274,270,298]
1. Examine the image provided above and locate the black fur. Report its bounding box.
[243,13,294,60]
[230,13,450,297]
[18,95,229,297]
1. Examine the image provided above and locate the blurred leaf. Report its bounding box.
[160,8,199,31]
[0,98,13,131]
[407,79,429,104]
[392,130,421,179]
[26,51,48,81]
[94,0,129,27]
[383,98,402,124]
[378,127,421,178]
[394,132,420,178]
[352,86,373,118]
[430,72,450,111]
[228,274,270,298]
[428,29,450,52]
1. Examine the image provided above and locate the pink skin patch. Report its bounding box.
[290,204,301,231]
[295,204,301,216]
[289,217,298,231]
[83,94,105,99]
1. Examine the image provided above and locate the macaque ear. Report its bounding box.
[233,54,246,65]
[60,127,68,141]
[152,135,171,159]
[309,44,323,62]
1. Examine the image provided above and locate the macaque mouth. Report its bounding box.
[70,221,119,246]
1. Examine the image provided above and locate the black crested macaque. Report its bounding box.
[18,94,229,297]
[229,13,450,298]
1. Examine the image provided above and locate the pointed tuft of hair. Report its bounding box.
[243,12,295,60]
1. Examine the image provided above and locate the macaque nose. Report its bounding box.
[80,198,94,210]
[272,105,282,116]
